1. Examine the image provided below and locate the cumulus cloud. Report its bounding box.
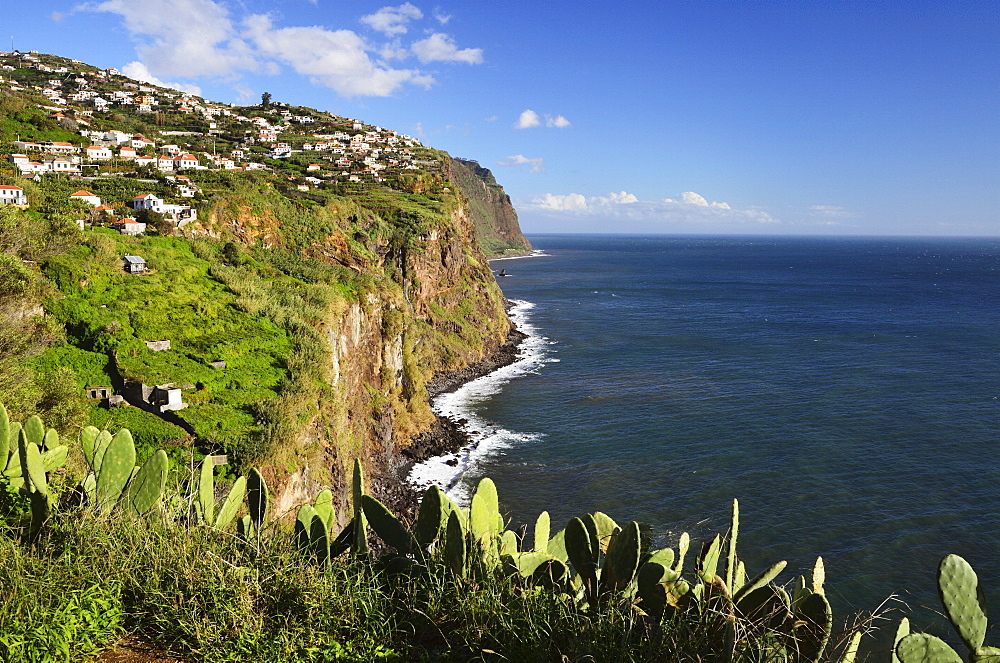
[411,33,483,64]
[121,61,202,96]
[515,109,541,129]
[664,191,732,209]
[359,3,423,35]
[497,154,546,174]
[524,191,779,229]
[535,192,588,211]
[244,14,433,97]
[515,110,571,129]
[433,8,452,24]
[79,0,484,98]
[79,0,258,77]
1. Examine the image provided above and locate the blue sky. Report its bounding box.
[7,1,999,236]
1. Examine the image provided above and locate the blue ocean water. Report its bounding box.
[414,234,1000,637]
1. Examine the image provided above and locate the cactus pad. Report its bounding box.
[938,554,987,652]
[896,633,963,663]
[126,450,168,515]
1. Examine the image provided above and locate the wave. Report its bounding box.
[490,249,551,262]
[406,299,554,504]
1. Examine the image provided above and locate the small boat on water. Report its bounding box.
[497,268,509,277]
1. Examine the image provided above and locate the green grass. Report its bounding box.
[0,514,689,663]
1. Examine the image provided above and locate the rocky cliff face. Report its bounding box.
[448,158,532,257]
[201,184,515,520]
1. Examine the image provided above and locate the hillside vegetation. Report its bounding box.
[0,50,521,516]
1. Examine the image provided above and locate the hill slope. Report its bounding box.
[0,50,527,514]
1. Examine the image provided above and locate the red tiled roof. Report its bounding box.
[0,185,24,190]
[70,190,95,196]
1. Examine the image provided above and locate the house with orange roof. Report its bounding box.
[173,154,199,170]
[84,146,112,160]
[69,190,101,207]
[0,185,28,207]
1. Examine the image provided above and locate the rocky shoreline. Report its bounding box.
[372,322,528,522]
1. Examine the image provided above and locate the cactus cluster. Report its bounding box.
[194,455,247,530]
[79,425,168,516]
[1,404,68,539]
[896,554,1000,663]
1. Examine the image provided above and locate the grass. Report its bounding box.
[0,514,691,663]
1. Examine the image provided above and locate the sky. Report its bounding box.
[6,1,1000,236]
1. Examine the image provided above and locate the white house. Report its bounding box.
[131,194,164,212]
[69,190,101,207]
[118,146,137,159]
[173,154,199,169]
[84,146,112,160]
[156,156,175,171]
[0,186,27,206]
[45,158,80,174]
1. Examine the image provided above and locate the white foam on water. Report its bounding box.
[490,249,550,262]
[406,299,553,504]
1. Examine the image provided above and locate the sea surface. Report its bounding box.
[409,234,1000,640]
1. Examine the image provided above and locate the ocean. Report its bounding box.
[409,234,1000,636]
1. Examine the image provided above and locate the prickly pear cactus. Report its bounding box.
[95,429,136,513]
[599,520,641,596]
[197,455,216,526]
[444,509,466,576]
[791,591,832,663]
[313,489,335,533]
[938,554,987,652]
[469,477,501,557]
[896,633,963,663]
[247,468,268,530]
[726,499,740,592]
[0,402,9,465]
[352,459,368,556]
[533,511,550,554]
[362,494,416,554]
[214,475,246,530]
[415,484,447,549]
[124,450,169,515]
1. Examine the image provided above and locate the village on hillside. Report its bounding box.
[0,50,433,234]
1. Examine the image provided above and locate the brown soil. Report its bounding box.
[93,637,186,663]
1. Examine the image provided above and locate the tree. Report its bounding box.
[261,91,272,108]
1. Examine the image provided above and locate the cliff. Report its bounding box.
[0,51,529,520]
[448,158,533,257]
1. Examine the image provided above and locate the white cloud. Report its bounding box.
[411,33,483,64]
[121,61,203,96]
[524,191,779,228]
[244,14,434,97]
[498,154,546,173]
[515,109,541,129]
[515,110,571,129]
[535,193,588,211]
[80,0,258,78]
[433,8,452,24]
[664,191,732,209]
[497,154,546,174]
[79,0,484,99]
[485,115,499,122]
[51,11,67,21]
[360,3,423,35]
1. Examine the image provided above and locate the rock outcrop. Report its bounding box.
[448,158,533,257]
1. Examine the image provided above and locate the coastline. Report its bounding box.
[372,316,528,521]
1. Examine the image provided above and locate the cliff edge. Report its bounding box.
[448,158,532,257]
